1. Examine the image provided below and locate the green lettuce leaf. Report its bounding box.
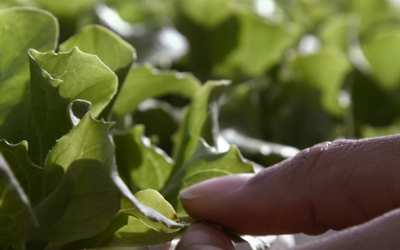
[179,0,231,28]
[0,140,43,206]
[25,50,71,166]
[110,189,179,246]
[215,10,300,77]
[44,112,115,193]
[37,0,97,18]
[0,152,37,250]
[114,125,174,192]
[23,110,119,243]
[0,7,58,143]
[59,24,135,77]
[61,213,127,250]
[362,26,400,90]
[290,47,352,115]
[59,24,136,119]
[28,48,118,118]
[317,14,353,53]
[113,64,201,117]
[163,140,253,218]
[346,0,390,32]
[110,172,183,232]
[37,159,120,243]
[172,80,230,169]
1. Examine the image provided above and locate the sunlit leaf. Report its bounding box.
[0,7,58,143]
[44,112,114,193]
[60,25,136,119]
[60,25,135,75]
[113,64,201,117]
[290,47,352,115]
[362,26,400,90]
[172,80,230,168]
[317,14,353,53]
[110,173,183,232]
[25,50,71,166]
[179,0,231,28]
[29,48,118,117]
[215,11,300,77]
[37,0,97,17]
[29,112,120,243]
[346,0,390,32]
[110,189,179,246]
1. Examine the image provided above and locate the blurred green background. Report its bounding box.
[3,0,400,167]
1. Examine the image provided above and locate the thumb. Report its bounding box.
[180,167,313,235]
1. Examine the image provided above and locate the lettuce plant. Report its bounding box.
[0,7,256,250]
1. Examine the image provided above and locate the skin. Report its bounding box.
[177,134,400,249]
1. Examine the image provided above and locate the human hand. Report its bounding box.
[176,135,400,249]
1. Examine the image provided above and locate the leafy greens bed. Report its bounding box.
[3,0,400,249]
[0,7,255,250]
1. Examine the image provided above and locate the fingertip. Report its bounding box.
[180,174,254,201]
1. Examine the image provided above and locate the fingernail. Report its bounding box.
[179,174,253,200]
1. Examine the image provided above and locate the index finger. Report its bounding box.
[180,135,400,235]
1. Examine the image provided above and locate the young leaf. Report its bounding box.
[0,140,43,206]
[290,47,352,116]
[112,64,201,117]
[163,140,253,217]
[59,25,136,81]
[59,25,136,119]
[43,108,181,235]
[347,0,390,32]
[179,0,232,28]
[109,189,179,246]
[172,80,230,169]
[24,110,120,243]
[114,125,174,192]
[215,11,300,77]
[25,50,71,166]
[0,7,58,143]
[44,112,114,194]
[109,216,176,247]
[37,0,97,17]
[37,110,180,243]
[0,152,37,250]
[110,173,183,232]
[317,14,353,53]
[28,48,118,117]
[361,26,400,90]
[120,189,179,231]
